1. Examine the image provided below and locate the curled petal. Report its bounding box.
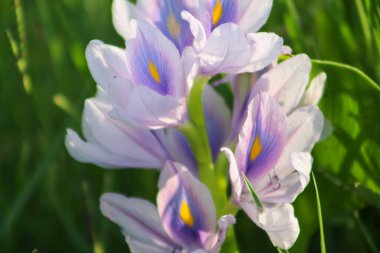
[221,147,243,199]
[241,202,300,250]
[182,11,207,52]
[157,162,217,251]
[100,193,177,250]
[300,72,327,107]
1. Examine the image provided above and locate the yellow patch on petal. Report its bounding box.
[212,0,223,26]
[179,201,194,227]
[167,13,181,39]
[148,60,161,84]
[250,136,262,162]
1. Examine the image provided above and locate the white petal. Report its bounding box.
[198,23,252,74]
[258,152,313,203]
[85,40,128,89]
[251,54,311,114]
[241,202,300,250]
[241,32,283,73]
[239,0,273,33]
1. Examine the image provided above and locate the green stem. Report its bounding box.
[180,77,226,212]
[311,59,380,92]
[312,172,326,253]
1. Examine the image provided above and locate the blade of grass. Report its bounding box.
[354,211,380,253]
[311,59,380,91]
[312,172,326,253]
[0,130,64,246]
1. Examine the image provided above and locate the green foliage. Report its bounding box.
[0,0,379,253]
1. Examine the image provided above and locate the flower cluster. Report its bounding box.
[66,0,327,252]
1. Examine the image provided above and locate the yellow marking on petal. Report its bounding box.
[167,13,181,39]
[179,201,194,227]
[212,0,223,26]
[148,60,161,84]
[250,136,262,162]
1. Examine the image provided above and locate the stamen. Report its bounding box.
[167,13,181,39]
[212,0,223,26]
[269,174,281,190]
[179,201,194,227]
[148,60,161,84]
[250,136,262,162]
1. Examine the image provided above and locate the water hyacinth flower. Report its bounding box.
[86,19,195,130]
[65,87,197,173]
[100,161,235,253]
[222,92,324,249]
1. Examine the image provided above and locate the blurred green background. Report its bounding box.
[1,0,380,252]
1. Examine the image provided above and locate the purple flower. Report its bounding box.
[222,92,324,249]
[85,19,200,129]
[100,161,235,253]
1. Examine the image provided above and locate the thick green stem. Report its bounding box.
[180,77,226,212]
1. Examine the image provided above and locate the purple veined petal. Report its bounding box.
[153,1,198,52]
[299,72,327,107]
[203,85,231,161]
[100,193,178,251]
[238,32,283,73]
[251,54,312,114]
[85,40,129,90]
[210,215,236,253]
[257,152,313,204]
[238,0,273,33]
[252,106,323,196]
[65,88,167,169]
[157,162,217,252]
[197,23,252,75]
[208,0,239,29]
[126,20,182,97]
[240,201,300,250]
[235,93,288,183]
